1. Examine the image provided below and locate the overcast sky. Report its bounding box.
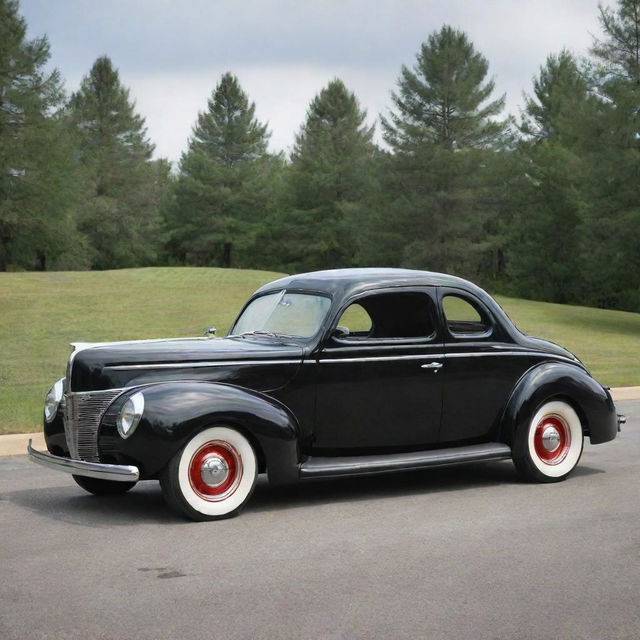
[21,0,603,164]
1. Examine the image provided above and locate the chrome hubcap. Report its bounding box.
[200,455,229,488]
[541,425,561,452]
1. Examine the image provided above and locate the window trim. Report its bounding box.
[439,288,495,341]
[325,286,440,347]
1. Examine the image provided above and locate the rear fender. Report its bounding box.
[500,362,617,447]
[100,381,300,485]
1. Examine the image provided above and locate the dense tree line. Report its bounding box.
[1,0,639,311]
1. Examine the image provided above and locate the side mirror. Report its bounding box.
[204,326,217,337]
[332,326,350,339]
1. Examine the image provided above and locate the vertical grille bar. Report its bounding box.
[63,390,123,461]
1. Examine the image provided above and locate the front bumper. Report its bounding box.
[28,440,140,482]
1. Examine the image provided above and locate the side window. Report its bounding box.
[442,295,490,337]
[335,292,436,340]
[336,303,373,337]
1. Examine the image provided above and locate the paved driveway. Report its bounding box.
[1,401,638,640]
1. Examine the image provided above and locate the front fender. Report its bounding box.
[99,382,301,485]
[500,362,617,446]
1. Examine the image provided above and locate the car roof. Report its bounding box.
[255,268,483,299]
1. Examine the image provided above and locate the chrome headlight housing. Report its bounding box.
[117,391,144,439]
[44,378,64,423]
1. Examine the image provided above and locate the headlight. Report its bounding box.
[117,391,144,438]
[44,379,64,423]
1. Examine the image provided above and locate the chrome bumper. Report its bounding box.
[27,440,140,482]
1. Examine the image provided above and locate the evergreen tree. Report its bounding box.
[165,72,278,268]
[592,0,640,87]
[0,0,84,270]
[585,0,640,310]
[381,25,505,152]
[505,52,595,304]
[69,56,168,269]
[273,78,376,272]
[374,26,507,278]
[521,50,599,147]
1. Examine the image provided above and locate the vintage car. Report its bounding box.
[29,268,623,520]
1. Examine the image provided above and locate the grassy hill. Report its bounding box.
[1,267,638,435]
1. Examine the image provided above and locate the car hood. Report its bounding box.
[68,336,305,392]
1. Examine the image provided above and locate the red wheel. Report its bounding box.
[160,426,257,521]
[187,441,242,501]
[532,415,571,465]
[513,400,584,482]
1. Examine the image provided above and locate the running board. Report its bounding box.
[299,443,512,479]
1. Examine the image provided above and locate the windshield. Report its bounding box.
[231,291,331,339]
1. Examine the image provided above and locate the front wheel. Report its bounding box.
[513,400,584,483]
[160,426,258,521]
[73,475,137,496]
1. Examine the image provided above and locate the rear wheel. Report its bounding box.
[73,475,137,496]
[513,400,584,483]
[160,426,257,521]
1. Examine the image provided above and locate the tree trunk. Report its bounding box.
[35,250,47,271]
[221,242,232,268]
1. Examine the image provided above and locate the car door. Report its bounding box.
[312,287,444,452]
[437,287,541,444]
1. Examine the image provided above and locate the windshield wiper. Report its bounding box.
[236,330,299,339]
[240,330,279,338]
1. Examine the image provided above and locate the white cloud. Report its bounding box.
[21,0,604,163]
[127,65,389,163]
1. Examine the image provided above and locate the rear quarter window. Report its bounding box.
[442,295,490,336]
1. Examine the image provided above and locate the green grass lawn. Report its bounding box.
[1,267,638,435]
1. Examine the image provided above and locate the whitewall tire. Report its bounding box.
[513,400,584,482]
[160,426,258,521]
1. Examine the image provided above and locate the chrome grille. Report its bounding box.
[64,390,123,461]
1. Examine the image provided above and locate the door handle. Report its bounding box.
[421,361,443,370]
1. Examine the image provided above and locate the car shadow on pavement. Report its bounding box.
[5,462,605,525]
[245,460,606,514]
[5,483,178,526]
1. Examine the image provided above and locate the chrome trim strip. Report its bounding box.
[27,440,140,482]
[316,351,575,364]
[107,359,302,371]
[444,351,577,363]
[95,351,575,371]
[319,354,445,364]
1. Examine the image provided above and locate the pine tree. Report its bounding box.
[274,78,376,272]
[382,25,505,152]
[504,52,596,304]
[521,50,598,147]
[165,73,277,268]
[0,0,83,270]
[584,0,640,310]
[375,26,507,278]
[592,0,640,88]
[69,56,168,269]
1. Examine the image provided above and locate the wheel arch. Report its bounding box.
[103,381,301,484]
[499,361,618,447]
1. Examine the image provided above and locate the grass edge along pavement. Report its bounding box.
[1,267,639,435]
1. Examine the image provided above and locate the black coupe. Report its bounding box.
[29,269,623,520]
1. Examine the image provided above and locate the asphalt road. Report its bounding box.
[1,401,639,640]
